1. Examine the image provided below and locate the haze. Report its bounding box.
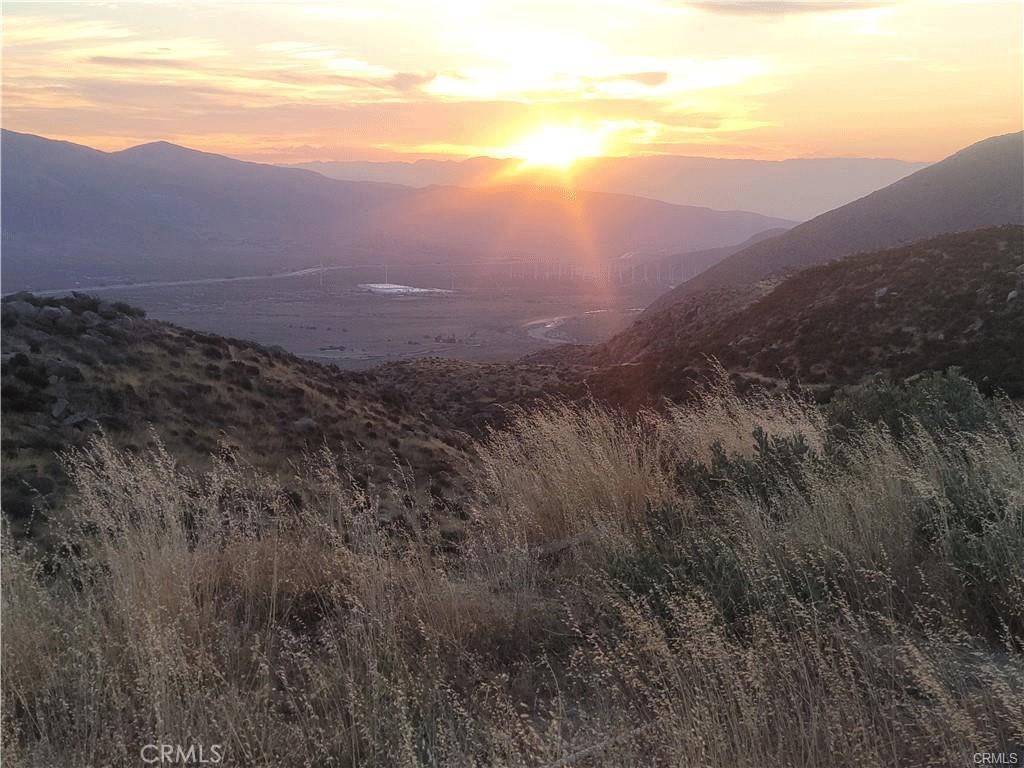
[3,0,1021,166]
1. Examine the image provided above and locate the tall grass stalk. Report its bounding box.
[4,378,1022,766]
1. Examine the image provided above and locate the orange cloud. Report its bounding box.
[1,1,1019,163]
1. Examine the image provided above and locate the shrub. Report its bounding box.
[828,369,1006,440]
[3,380,1022,767]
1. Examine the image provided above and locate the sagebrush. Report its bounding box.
[3,373,1022,766]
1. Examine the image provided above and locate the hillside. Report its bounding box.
[648,132,1024,313]
[0,131,792,291]
[295,154,926,220]
[564,227,1024,406]
[4,248,1022,768]
[7,227,1021,530]
[0,293,590,539]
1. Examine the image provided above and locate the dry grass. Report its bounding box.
[473,402,668,555]
[3,377,1023,766]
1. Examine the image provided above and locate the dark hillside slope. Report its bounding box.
[0,293,588,537]
[649,132,1024,313]
[582,227,1024,406]
[0,295,465,537]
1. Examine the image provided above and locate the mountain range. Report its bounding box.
[292,154,927,221]
[646,131,1024,314]
[3,129,1022,527]
[1,130,794,292]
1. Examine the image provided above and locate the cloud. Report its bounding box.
[90,56,192,69]
[623,72,670,86]
[387,72,436,92]
[685,1,890,15]
[2,17,134,46]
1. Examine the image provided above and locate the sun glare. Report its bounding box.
[505,125,608,171]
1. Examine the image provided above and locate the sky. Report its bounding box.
[2,0,1022,164]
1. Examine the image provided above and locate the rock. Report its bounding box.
[51,398,69,418]
[97,301,119,320]
[1008,290,1019,303]
[114,316,135,331]
[874,286,889,300]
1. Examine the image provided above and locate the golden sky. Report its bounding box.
[2,0,1022,163]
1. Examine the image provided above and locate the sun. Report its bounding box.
[505,124,608,172]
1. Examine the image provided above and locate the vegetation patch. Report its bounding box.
[5,374,1019,767]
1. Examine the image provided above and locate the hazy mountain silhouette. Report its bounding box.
[293,154,927,221]
[1,131,395,289]
[371,183,793,269]
[647,226,792,284]
[1,131,793,291]
[646,132,1024,314]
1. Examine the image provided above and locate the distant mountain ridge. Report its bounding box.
[0,130,793,291]
[641,227,792,286]
[647,132,1024,315]
[292,154,927,221]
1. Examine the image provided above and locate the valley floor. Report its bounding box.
[27,275,658,369]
